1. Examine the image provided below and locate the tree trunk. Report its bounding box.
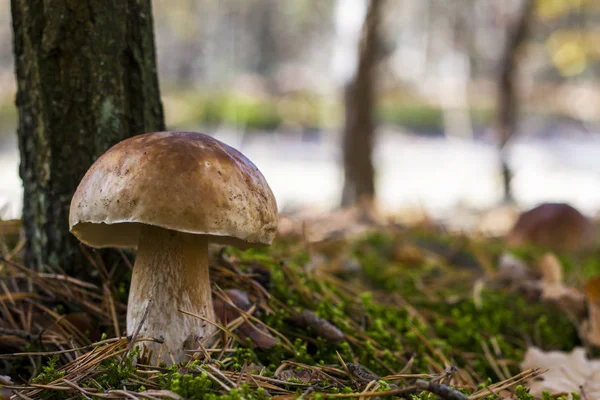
[341,0,382,208]
[497,0,533,203]
[11,0,165,275]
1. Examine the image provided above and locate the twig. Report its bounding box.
[206,364,237,389]
[178,308,244,345]
[0,327,33,341]
[11,390,36,400]
[416,379,469,400]
[308,385,417,398]
[63,379,94,400]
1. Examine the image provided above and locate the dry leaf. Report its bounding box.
[586,276,600,301]
[520,347,600,399]
[581,276,600,347]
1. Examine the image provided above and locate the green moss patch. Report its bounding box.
[0,225,585,399]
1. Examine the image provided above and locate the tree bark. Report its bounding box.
[497,0,533,203]
[341,0,383,208]
[11,0,165,275]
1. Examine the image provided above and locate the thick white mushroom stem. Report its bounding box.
[127,225,216,363]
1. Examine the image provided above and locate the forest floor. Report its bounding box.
[0,209,599,399]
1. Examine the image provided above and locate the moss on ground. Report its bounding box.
[10,227,586,399]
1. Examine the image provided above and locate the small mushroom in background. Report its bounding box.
[69,131,278,363]
[505,203,596,252]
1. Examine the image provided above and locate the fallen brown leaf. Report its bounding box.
[520,347,600,399]
[582,276,600,347]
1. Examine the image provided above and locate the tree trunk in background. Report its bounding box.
[11,0,165,275]
[497,0,533,203]
[341,0,383,208]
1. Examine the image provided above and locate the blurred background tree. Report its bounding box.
[496,0,534,204]
[11,0,164,275]
[341,0,383,208]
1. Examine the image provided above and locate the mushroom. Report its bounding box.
[506,203,596,252]
[69,132,278,362]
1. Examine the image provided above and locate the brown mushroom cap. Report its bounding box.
[69,131,278,249]
[506,202,596,252]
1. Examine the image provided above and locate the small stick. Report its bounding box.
[11,390,36,400]
[0,337,124,358]
[0,327,33,341]
[335,351,352,380]
[36,273,98,289]
[206,364,237,388]
[63,379,94,400]
[416,379,469,400]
